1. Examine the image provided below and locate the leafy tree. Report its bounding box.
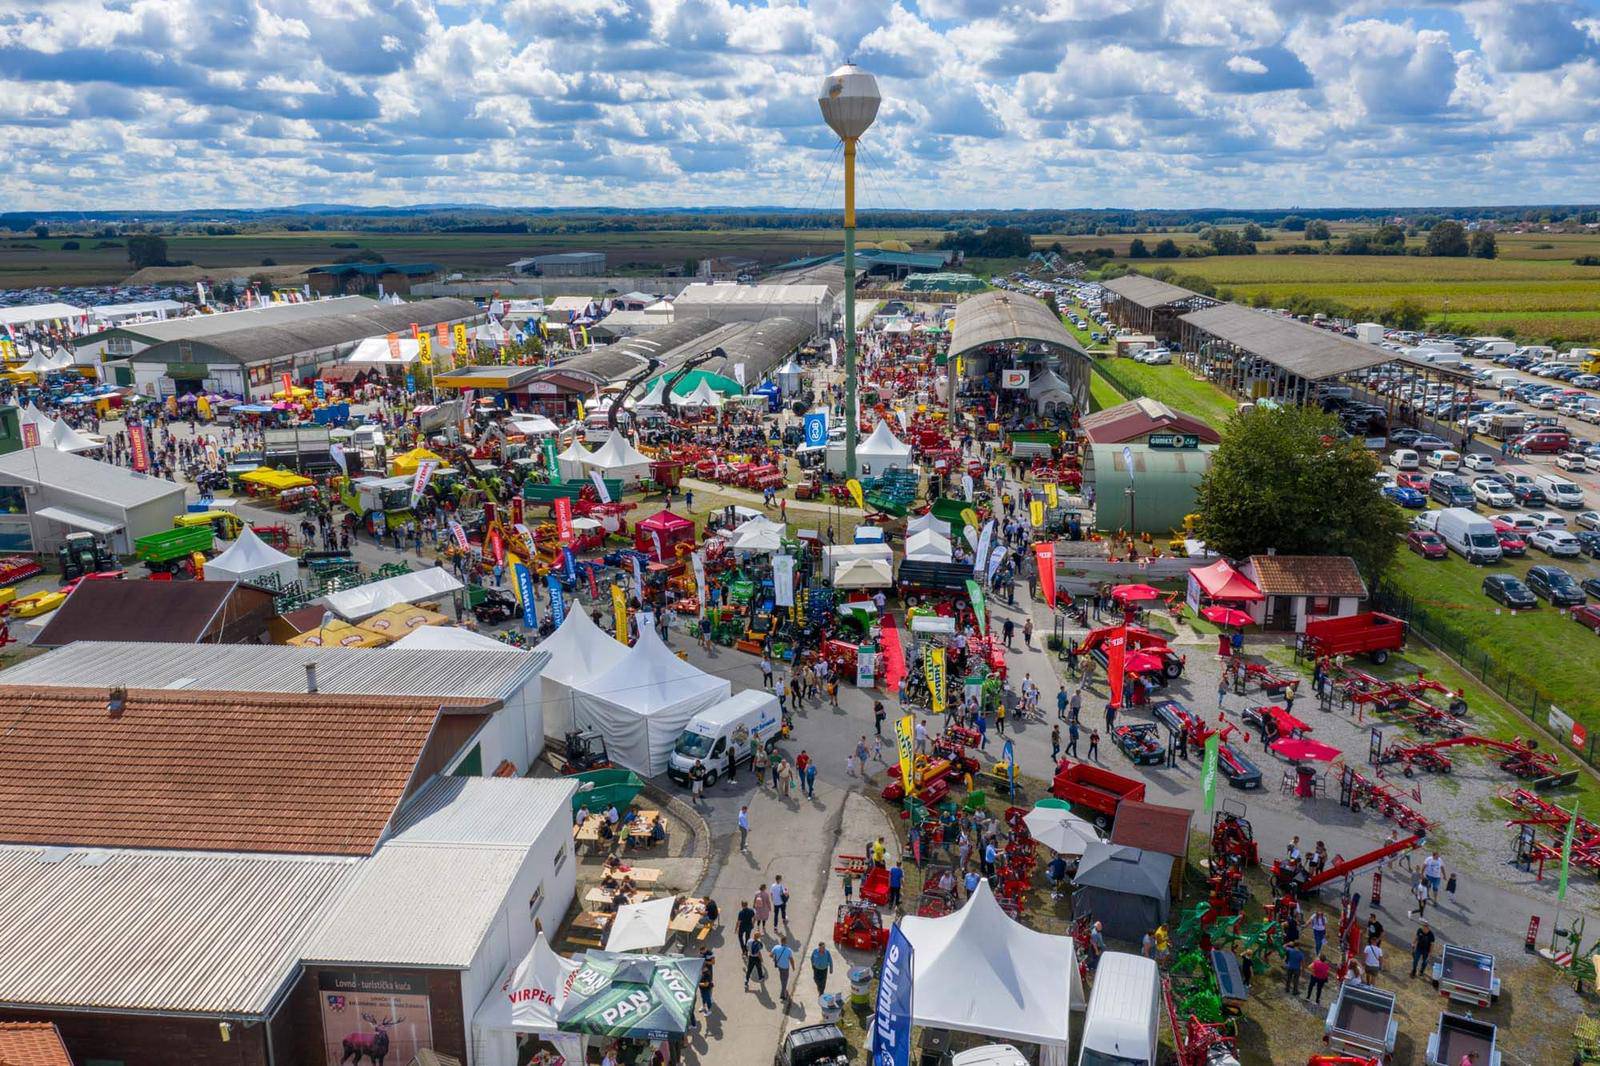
[60,240,79,250]
[32,225,48,238]
[1425,220,1469,257]
[126,234,169,269]
[1128,238,1150,259]
[1279,215,1306,232]
[1304,220,1331,241]
[1153,238,1181,258]
[1193,405,1407,582]
[1468,231,1497,259]
[1242,223,1266,243]
[1382,297,1426,332]
[1199,226,1256,255]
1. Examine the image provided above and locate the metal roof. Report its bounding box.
[0,449,187,508]
[948,290,1087,360]
[1180,304,1392,382]
[301,842,528,968]
[78,296,377,345]
[0,641,546,701]
[696,317,813,384]
[673,283,831,308]
[764,260,859,298]
[390,776,576,848]
[1102,274,1205,309]
[548,318,725,385]
[306,262,440,277]
[0,844,353,1016]
[0,303,85,327]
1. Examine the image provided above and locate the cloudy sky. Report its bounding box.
[4,0,1600,210]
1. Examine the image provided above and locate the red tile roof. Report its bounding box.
[0,686,488,856]
[1246,555,1368,598]
[1110,800,1192,858]
[0,1022,73,1066]
[1080,397,1221,446]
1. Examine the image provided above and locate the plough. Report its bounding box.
[1502,787,1600,879]
[1377,735,1558,779]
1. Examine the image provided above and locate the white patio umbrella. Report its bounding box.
[1023,806,1103,857]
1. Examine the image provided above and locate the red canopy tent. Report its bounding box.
[1189,559,1264,602]
[634,509,696,561]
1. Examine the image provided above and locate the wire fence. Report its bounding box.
[1089,358,1145,403]
[1370,581,1600,767]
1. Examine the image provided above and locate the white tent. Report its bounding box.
[675,380,724,408]
[555,440,594,480]
[906,512,946,536]
[475,319,511,347]
[393,625,513,652]
[344,336,420,364]
[322,567,463,621]
[899,880,1085,1060]
[570,626,730,777]
[1027,368,1073,398]
[48,419,102,454]
[202,527,299,588]
[18,350,56,375]
[605,896,676,953]
[821,543,894,580]
[533,607,630,738]
[832,557,893,589]
[727,516,785,555]
[634,379,669,408]
[858,421,913,469]
[19,403,54,439]
[507,415,559,436]
[905,528,953,562]
[775,359,803,397]
[1022,806,1102,857]
[582,432,652,484]
[472,934,583,1066]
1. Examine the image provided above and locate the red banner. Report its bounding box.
[20,423,37,449]
[386,332,401,360]
[128,423,150,472]
[436,321,449,348]
[280,372,293,396]
[488,527,506,566]
[1034,542,1057,608]
[880,614,907,695]
[409,323,420,339]
[553,496,574,543]
[1105,625,1127,708]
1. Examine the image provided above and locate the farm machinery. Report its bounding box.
[1153,699,1263,790]
[1374,734,1558,779]
[1161,978,1242,1066]
[1335,764,1434,833]
[1229,659,1298,698]
[1077,624,1186,681]
[1502,787,1600,882]
[1331,668,1469,737]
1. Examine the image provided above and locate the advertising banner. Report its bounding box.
[453,323,469,362]
[1202,734,1220,812]
[961,473,974,501]
[924,646,947,715]
[690,551,707,617]
[589,470,612,504]
[802,413,828,448]
[871,926,914,1066]
[894,714,916,796]
[1029,499,1044,527]
[20,422,38,449]
[965,579,987,633]
[1000,368,1030,389]
[547,575,566,627]
[880,615,906,694]
[845,478,865,511]
[318,970,434,1066]
[1105,625,1127,708]
[128,423,150,472]
[543,436,559,479]
[417,333,432,366]
[772,554,795,608]
[281,372,294,396]
[410,459,437,504]
[512,557,538,629]
[1034,542,1056,608]
[611,582,629,641]
[973,519,994,576]
[447,519,469,552]
[1044,481,1058,508]
[553,496,574,543]
[386,333,402,360]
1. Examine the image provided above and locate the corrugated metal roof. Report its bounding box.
[302,842,526,968]
[949,290,1087,360]
[1180,303,1392,381]
[673,283,831,309]
[697,317,813,384]
[0,450,188,508]
[81,296,378,344]
[0,845,354,1016]
[0,641,547,701]
[1102,274,1204,309]
[390,776,576,848]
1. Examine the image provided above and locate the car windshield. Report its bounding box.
[674,731,714,758]
[1080,1051,1146,1066]
[1469,534,1499,548]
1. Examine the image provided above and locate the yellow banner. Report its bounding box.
[417,333,433,366]
[955,355,964,378]
[1030,499,1044,527]
[453,323,469,363]
[924,646,946,714]
[845,478,865,511]
[960,507,979,530]
[196,396,212,421]
[576,398,587,420]
[506,551,524,605]
[611,582,628,641]
[1045,482,1058,508]
[895,714,916,796]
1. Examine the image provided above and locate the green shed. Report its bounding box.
[1085,443,1215,534]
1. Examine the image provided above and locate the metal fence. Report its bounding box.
[1090,358,1143,402]
[1371,582,1600,767]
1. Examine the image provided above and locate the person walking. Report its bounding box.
[1057,686,1069,721]
[873,700,886,737]
[1087,729,1100,761]
[735,900,755,951]
[761,654,774,690]
[1411,922,1436,979]
[1022,618,1034,648]
[1305,955,1331,1004]
[771,876,789,926]
[737,806,750,851]
[1408,873,1430,918]
[804,759,818,798]
[1310,911,1327,957]
[697,953,715,1016]
[778,758,794,798]
[1070,687,1082,724]
[771,938,794,1002]
[753,884,772,935]
[810,941,834,997]
[1066,720,1080,758]
[1423,851,1445,900]
[1002,617,1015,649]
[1283,943,1304,996]
[1218,674,1229,709]
[1051,724,1061,763]
[975,709,988,751]
[1104,702,1117,733]
[742,936,766,991]
[888,860,904,909]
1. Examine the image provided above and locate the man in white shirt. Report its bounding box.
[1422,852,1445,900]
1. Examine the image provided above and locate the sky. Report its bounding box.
[3,0,1600,211]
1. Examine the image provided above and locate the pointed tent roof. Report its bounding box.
[574,626,725,715]
[1027,367,1073,396]
[775,358,803,378]
[604,895,676,952]
[48,419,101,453]
[905,527,953,562]
[393,625,514,652]
[674,380,724,408]
[1190,558,1264,602]
[584,432,651,471]
[204,527,296,584]
[907,512,943,536]
[857,420,911,459]
[728,516,784,554]
[898,879,1084,1045]
[473,933,580,1034]
[637,509,694,535]
[832,557,893,588]
[18,350,56,374]
[556,439,594,463]
[534,606,630,688]
[634,379,669,407]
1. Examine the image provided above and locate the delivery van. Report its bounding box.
[1079,952,1160,1066]
[1434,507,1503,564]
[666,689,781,786]
[1534,473,1587,510]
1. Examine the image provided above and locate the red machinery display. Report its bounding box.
[1299,611,1407,664]
[1077,624,1186,680]
[831,901,888,951]
[1230,659,1297,697]
[1272,832,1423,897]
[1162,978,1242,1066]
[0,556,44,587]
[1501,787,1600,879]
[1153,700,1264,790]
[1337,764,1434,833]
[1049,760,1146,827]
[1207,804,1257,921]
[1334,669,1468,737]
[1376,735,1558,779]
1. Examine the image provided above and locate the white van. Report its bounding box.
[1434,507,1503,564]
[951,1047,1029,1066]
[1475,340,1516,359]
[1534,473,1587,510]
[666,690,781,786]
[1389,449,1421,470]
[1426,449,1462,472]
[1079,953,1160,1066]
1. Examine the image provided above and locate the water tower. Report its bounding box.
[818,62,880,479]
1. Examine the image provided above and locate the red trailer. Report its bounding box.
[1049,760,1146,828]
[1300,612,1407,664]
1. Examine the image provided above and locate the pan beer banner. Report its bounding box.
[1034,542,1056,607]
[772,554,795,608]
[128,423,150,472]
[845,478,865,511]
[611,582,628,642]
[546,574,566,627]
[924,646,947,714]
[543,436,559,479]
[553,496,574,543]
[1105,625,1127,709]
[894,715,916,797]
[1202,733,1221,812]
[872,926,914,1066]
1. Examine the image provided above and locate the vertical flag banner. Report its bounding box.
[128,424,150,472]
[280,372,293,396]
[973,519,994,576]
[436,321,449,349]
[924,646,947,715]
[20,423,38,449]
[1045,482,1059,508]
[986,544,1008,584]
[386,333,402,360]
[417,333,433,366]
[961,473,974,501]
[453,322,469,361]
[543,437,559,479]
[965,579,987,633]
[448,519,469,551]
[880,615,906,694]
[576,398,586,421]
[1003,738,1016,800]
[511,556,538,629]
[845,478,865,511]
[1559,803,1580,902]
[690,551,708,617]
[546,574,566,627]
[410,459,437,504]
[553,496,574,542]
[611,582,628,641]
[872,925,915,1066]
[589,470,612,503]
[1105,625,1127,708]
[1034,542,1056,607]
[1202,733,1221,812]
[772,555,795,608]
[894,715,917,796]
[960,507,979,532]
[513,522,537,557]
[1029,499,1044,527]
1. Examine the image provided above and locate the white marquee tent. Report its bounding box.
[832,557,893,589]
[202,527,299,589]
[570,626,730,776]
[507,415,559,437]
[48,419,102,454]
[345,336,421,365]
[633,378,669,408]
[604,896,676,953]
[727,516,785,555]
[820,543,894,581]
[393,625,514,652]
[555,440,594,481]
[532,607,630,738]
[829,420,913,475]
[471,933,583,1066]
[675,380,724,408]
[582,433,652,484]
[322,566,463,621]
[905,528,953,562]
[898,880,1085,1064]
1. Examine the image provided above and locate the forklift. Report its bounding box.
[561,730,613,775]
[56,532,116,582]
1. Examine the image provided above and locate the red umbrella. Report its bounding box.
[1112,583,1161,602]
[1123,651,1166,674]
[1270,738,1342,763]
[1201,606,1255,628]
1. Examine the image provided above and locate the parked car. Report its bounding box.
[1410,434,1452,451]
[1510,483,1548,507]
[1574,530,1600,559]
[1530,529,1582,557]
[1525,511,1569,530]
[1406,530,1448,558]
[1575,510,1600,531]
[1389,428,1424,447]
[1516,430,1572,453]
[1527,564,1586,604]
[1572,605,1600,633]
[1557,451,1590,472]
[1397,472,1433,493]
[1372,471,1398,489]
[1383,485,1427,509]
[1427,449,1462,471]
[1473,479,1515,508]
[1483,573,1538,609]
[1492,513,1542,533]
[1582,576,1600,600]
[1462,453,1497,472]
[1496,528,1528,556]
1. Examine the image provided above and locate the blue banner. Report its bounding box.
[562,547,578,583]
[405,373,416,394]
[803,412,828,447]
[513,561,538,629]
[313,379,326,400]
[547,574,566,626]
[872,925,914,1066]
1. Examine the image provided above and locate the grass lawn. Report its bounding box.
[1094,357,1237,429]
[1088,368,1124,412]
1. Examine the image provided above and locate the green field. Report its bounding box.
[1087,369,1123,412]
[1093,356,1237,428]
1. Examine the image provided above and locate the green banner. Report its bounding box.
[1202,734,1221,812]
[1559,803,1579,901]
[966,579,986,633]
[543,436,559,479]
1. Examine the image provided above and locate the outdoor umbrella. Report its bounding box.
[1022,806,1102,857]
[556,952,702,1041]
[1200,606,1255,628]
[1269,738,1343,763]
[605,896,675,953]
[1123,651,1166,674]
[1111,583,1160,602]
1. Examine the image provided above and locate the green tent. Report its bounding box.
[557,952,702,1040]
[644,369,744,397]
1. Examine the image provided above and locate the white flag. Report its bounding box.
[589,469,612,503]
[773,555,795,607]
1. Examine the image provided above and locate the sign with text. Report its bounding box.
[1149,432,1201,449]
[871,926,914,1066]
[802,412,828,447]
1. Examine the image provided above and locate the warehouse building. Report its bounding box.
[1080,397,1221,448]
[1101,275,1217,342]
[508,251,606,277]
[0,448,187,555]
[305,262,441,296]
[74,295,378,367]
[671,282,835,334]
[1082,443,1215,535]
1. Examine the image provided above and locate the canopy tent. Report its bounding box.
[507,415,559,436]
[570,626,730,777]
[48,419,102,453]
[321,566,463,621]
[1027,368,1074,398]
[390,446,443,476]
[345,336,422,365]
[1188,558,1264,602]
[605,896,676,953]
[201,527,298,588]
[673,380,724,408]
[582,433,652,484]
[1022,806,1102,857]
[832,557,893,589]
[556,952,703,1042]
[17,350,58,375]
[474,319,511,347]
[19,403,55,438]
[727,516,785,555]
[636,509,695,562]
[856,421,913,470]
[633,379,669,408]
[905,511,953,539]
[393,624,514,651]
[775,359,803,397]
[555,440,594,481]
[820,543,894,581]
[1071,844,1174,941]
[898,880,1085,1057]
[533,607,630,738]
[904,528,953,563]
[645,368,743,399]
[472,934,584,1066]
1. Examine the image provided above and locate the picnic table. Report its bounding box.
[584,887,655,909]
[573,815,606,849]
[623,810,665,847]
[605,865,663,885]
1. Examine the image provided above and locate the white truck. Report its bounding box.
[1079,952,1161,1066]
[666,689,782,787]
[1434,507,1503,564]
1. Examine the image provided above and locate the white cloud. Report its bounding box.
[1226,55,1268,75]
